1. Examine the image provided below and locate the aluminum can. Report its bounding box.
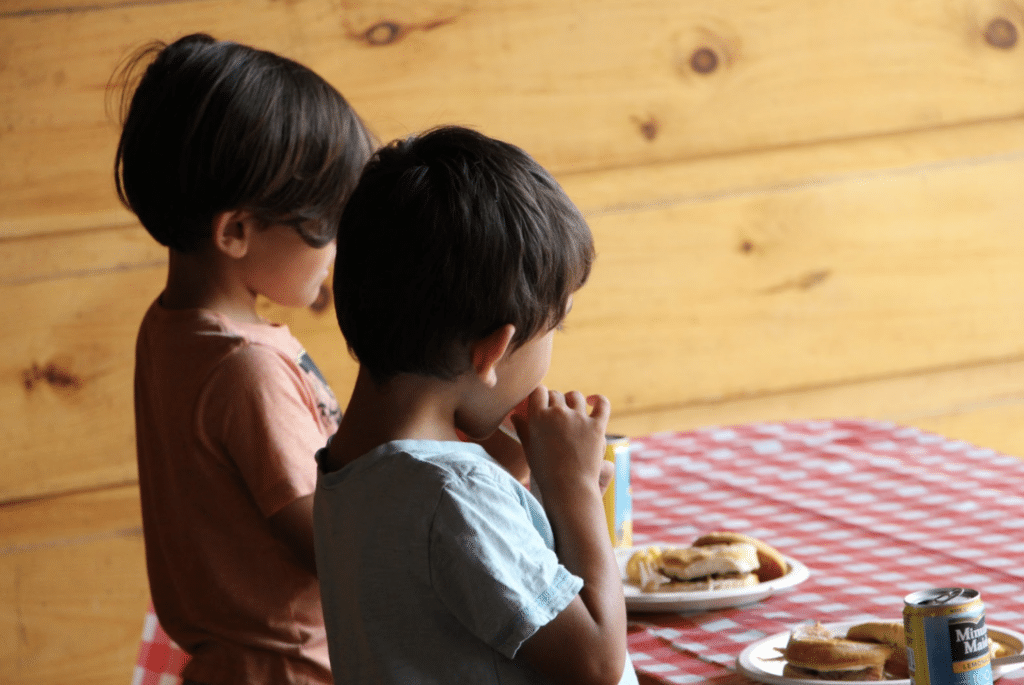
[904,587,993,685]
[603,434,632,548]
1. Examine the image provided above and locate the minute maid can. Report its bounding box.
[603,435,632,548]
[904,587,993,685]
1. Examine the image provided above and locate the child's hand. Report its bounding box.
[510,385,610,497]
[512,386,627,684]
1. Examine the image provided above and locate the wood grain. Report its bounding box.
[0,224,165,288]
[6,0,1024,237]
[548,145,1024,411]
[5,119,1024,503]
[1,268,157,504]
[0,485,147,685]
[609,358,1024,457]
[0,0,188,15]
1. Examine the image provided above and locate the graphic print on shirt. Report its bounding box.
[298,351,341,428]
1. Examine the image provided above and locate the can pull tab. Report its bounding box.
[921,588,965,605]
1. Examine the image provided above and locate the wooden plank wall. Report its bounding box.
[3,0,1024,681]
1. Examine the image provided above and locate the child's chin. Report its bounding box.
[453,424,492,443]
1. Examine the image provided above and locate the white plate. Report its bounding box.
[616,543,810,613]
[736,620,1024,685]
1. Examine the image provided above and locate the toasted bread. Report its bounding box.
[692,531,789,581]
[782,663,887,681]
[783,622,892,681]
[656,572,760,592]
[846,622,908,678]
[659,542,759,581]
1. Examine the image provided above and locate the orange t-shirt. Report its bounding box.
[134,299,340,685]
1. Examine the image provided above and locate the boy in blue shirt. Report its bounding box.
[314,125,637,684]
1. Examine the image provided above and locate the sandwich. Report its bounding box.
[659,542,761,591]
[783,619,1017,681]
[625,532,792,593]
[626,541,761,592]
[692,531,789,582]
[782,622,892,681]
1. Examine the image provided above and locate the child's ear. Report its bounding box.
[471,324,515,387]
[211,209,258,259]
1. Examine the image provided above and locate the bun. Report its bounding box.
[659,542,759,581]
[782,663,887,681]
[658,572,759,592]
[845,622,903,646]
[846,622,908,678]
[782,622,892,681]
[692,531,788,581]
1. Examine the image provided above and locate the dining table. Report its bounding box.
[132,418,1024,685]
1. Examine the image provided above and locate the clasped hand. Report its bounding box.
[510,386,613,498]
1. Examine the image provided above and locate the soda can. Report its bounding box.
[603,434,632,548]
[904,587,993,685]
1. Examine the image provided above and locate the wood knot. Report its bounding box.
[690,47,719,74]
[365,21,402,46]
[985,17,1017,49]
[759,269,832,295]
[309,283,332,314]
[22,362,82,392]
[631,115,660,141]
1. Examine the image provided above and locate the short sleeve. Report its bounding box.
[199,343,328,518]
[428,471,583,659]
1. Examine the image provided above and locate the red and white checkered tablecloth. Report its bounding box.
[132,605,187,685]
[133,418,1024,684]
[624,418,1024,684]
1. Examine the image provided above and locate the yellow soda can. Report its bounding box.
[603,434,633,548]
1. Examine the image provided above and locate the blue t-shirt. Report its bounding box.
[313,439,638,684]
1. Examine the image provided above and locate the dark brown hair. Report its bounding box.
[112,33,375,251]
[333,126,594,383]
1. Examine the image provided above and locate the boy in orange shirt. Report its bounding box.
[113,33,373,684]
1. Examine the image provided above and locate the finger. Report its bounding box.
[546,388,565,407]
[510,388,544,436]
[529,385,549,410]
[563,390,586,410]
[587,394,611,421]
[509,411,527,439]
